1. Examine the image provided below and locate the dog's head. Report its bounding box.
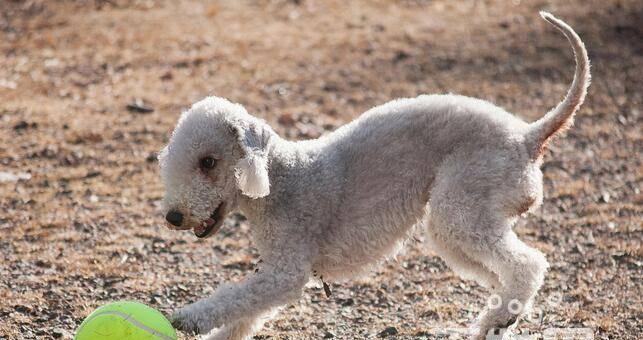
[158,96,272,238]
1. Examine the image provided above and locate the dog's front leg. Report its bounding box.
[171,252,311,338]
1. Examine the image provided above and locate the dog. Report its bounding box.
[158,12,590,340]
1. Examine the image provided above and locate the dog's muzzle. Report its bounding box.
[193,202,226,238]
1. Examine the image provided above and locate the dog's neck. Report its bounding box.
[236,133,317,226]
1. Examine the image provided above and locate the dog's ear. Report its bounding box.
[230,119,271,199]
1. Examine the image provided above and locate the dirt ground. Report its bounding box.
[0,0,641,339]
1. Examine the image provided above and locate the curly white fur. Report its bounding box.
[158,12,590,340]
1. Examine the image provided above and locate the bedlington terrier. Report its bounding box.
[158,12,590,340]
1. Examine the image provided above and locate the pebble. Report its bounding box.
[52,328,68,338]
[0,171,31,183]
[378,326,398,338]
[126,99,154,113]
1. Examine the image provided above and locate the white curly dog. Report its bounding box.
[159,12,589,340]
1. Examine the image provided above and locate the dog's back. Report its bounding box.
[310,94,532,279]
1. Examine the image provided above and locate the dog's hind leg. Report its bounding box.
[429,211,547,339]
[428,160,548,339]
[465,231,548,340]
[424,219,500,290]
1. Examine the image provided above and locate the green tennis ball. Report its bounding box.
[75,301,177,340]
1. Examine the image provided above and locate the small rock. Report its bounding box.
[14,121,37,130]
[14,305,32,314]
[0,171,31,183]
[323,331,335,338]
[338,297,354,307]
[85,171,101,178]
[150,294,163,305]
[126,99,154,113]
[378,326,398,338]
[278,113,296,126]
[393,50,410,62]
[421,309,439,320]
[34,259,51,268]
[0,79,17,89]
[160,71,173,80]
[146,152,158,163]
[52,328,67,338]
[600,191,611,203]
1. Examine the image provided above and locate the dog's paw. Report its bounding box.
[471,327,514,340]
[170,307,215,335]
[470,322,514,340]
[501,314,518,328]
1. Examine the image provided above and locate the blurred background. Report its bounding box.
[0,0,640,339]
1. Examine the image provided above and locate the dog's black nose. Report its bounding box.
[165,210,183,227]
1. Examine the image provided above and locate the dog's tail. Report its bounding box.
[525,12,591,160]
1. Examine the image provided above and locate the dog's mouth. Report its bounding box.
[193,202,226,238]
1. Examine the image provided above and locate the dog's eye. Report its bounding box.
[199,157,217,170]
